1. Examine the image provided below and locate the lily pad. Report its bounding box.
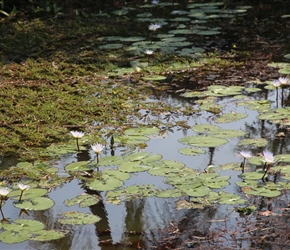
[3,219,44,232]
[0,230,31,244]
[239,138,268,147]
[64,194,101,208]
[124,127,160,136]
[148,160,185,176]
[215,112,248,123]
[179,135,228,147]
[179,147,206,156]
[58,211,101,225]
[86,176,124,191]
[32,230,66,241]
[65,161,94,172]
[155,189,183,198]
[13,197,54,210]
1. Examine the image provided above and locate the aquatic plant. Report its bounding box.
[70,131,85,151]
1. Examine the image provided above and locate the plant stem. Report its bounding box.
[76,138,80,151]
[19,190,24,201]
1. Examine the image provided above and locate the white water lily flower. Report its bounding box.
[272,80,281,88]
[262,150,275,164]
[239,150,253,159]
[70,131,85,138]
[17,183,30,191]
[0,187,10,197]
[278,77,289,85]
[91,143,104,154]
[148,23,161,31]
[144,50,154,55]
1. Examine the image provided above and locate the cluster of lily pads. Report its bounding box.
[97,1,251,77]
[0,183,68,243]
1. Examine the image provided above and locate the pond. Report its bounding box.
[1,0,290,249]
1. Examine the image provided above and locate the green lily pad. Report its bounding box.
[3,219,44,232]
[242,171,264,180]
[124,127,160,136]
[9,188,48,200]
[215,112,248,123]
[155,189,183,198]
[191,124,220,133]
[210,129,246,138]
[32,230,66,241]
[0,230,31,244]
[58,211,101,225]
[179,147,206,156]
[124,152,150,162]
[98,156,124,166]
[182,186,211,197]
[114,135,150,144]
[179,135,228,147]
[239,138,268,147]
[118,161,150,173]
[148,160,185,176]
[244,186,281,198]
[86,176,124,191]
[102,169,131,181]
[65,161,94,172]
[13,197,54,210]
[64,194,100,208]
[218,192,246,205]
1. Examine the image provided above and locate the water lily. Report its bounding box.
[0,187,10,198]
[148,23,161,31]
[262,150,275,180]
[18,183,30,202]
[70,130,85,151]
[18,183,30,191]
[278,77,289,85]
[239,150,253,159]
[239,150,252,173]
[91,143,104,154]
[145,50,154,63]
[91,143,104,164]
[144,50,154,55]
[70,131,85,138]
[262,150,275,164]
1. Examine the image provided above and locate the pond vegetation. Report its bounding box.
[1,0,290,249]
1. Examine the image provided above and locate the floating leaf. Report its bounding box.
[102,169,131,181]
[9,188,48,200]
[118,161,150,173]
[65,161,94,172]
[179,147,206,156]
[13,197,54,211]
[179,135,228,147]
[218,192,246,205]
[191,124,220,133]
[0,230,31,244]
[64,194,100,208]
[210,129,246,138]
[215,112,248,123]
[244,186,281,198]
[86,176,124,191]
[3,219,44,232]
[239,138,268,147]
[98,156,124,166]
[124,127,160,136]
[155,189,183,198]
[58,211,101,225]
[32,230,65,241]
[148,160,185,177]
